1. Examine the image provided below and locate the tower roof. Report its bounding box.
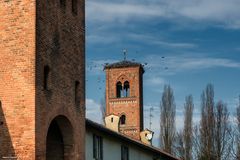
[104,60,145,72]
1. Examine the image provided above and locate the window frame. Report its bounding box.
[121,145,129,160]
[93,134,103,160]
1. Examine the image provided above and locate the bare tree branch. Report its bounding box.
[100,92,106,124]
[199,84,215,159]
[160,85,176,154]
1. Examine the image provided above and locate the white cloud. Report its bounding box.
[87,55,240,78]
[86,98,103,123]
[87,1,165,23]
[87,30,197,49]
[145,77,165,86]
[146,55,240,75]
[87,35,119,44]
[87,0,240,29]
[128,33,197,49]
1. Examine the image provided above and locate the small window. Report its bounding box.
[121,145,129,160]
[93,134,103,160]
[53,31,60,53]
[111,117,114,123]
[120,115,126,125]
[43,66,50,90]
[123,81,130,97]
[60,0,66,10]
[72,0,78,15]
[75,81,80,107]
[116,82,122,98]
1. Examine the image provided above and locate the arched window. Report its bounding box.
[123,81,130,97]
[120,115,126,125]
[116,82,122,98]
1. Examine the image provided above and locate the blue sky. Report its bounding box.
[85,0,240,146]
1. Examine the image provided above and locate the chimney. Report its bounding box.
[104,114,120,132]
[140,129,154,145]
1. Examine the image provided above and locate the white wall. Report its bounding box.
[86,129,154,160]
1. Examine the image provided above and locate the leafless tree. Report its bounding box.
[235,96,240,160]
[100,92,106,124]
[192,125,202,160]
[175,95,194,160]
[199,84,215,160]
[175,131,184,159]
[197,84,232,160]
[183,95,194,160]
[214,101,232,160]
[160,85,176,154]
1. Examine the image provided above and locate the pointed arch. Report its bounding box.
[116,74,128,83]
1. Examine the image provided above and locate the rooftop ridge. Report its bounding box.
[104,60,144,72]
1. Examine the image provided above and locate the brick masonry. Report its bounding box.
[105,66,144,140]
[0,0,85,159]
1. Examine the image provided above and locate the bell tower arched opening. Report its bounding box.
[123,81,130,97]
[116,81,122,98]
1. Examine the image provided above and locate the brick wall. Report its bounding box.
[0,0,85,159]
[36,0,85,159]
[0,0,36,158]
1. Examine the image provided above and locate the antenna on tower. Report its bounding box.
[149,106,154,130]
[123,49,127,61]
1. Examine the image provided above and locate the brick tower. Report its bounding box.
[0,0,85,159]
[104,60,144,140]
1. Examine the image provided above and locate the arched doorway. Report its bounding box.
[46,115,74,160]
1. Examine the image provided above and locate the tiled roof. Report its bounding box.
[104,60,144,71]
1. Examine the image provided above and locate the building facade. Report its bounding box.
[86,119,179,160]
[0,0,85,159]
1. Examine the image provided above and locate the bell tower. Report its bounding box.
[105,60,144,140]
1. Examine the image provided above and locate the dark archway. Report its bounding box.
[46,115,74,160]
[120,114,126,125]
